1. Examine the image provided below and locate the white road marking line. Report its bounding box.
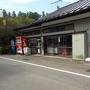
[0,56,90,79]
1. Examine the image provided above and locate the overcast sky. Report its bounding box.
[0,0,79,14]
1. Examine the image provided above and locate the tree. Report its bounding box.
[42,11,45,16]
[18,11,22,17]
[7,12,11,17]
[2,9,7,18]
[0,10,41,39]
[27,12,40,20]
[12,11,16,17]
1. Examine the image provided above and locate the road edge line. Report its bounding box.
[0,56,90,79]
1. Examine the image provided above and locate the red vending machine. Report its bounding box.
[16,36,28,54]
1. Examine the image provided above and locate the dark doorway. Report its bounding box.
[44,34,72,57]
[29,38,41,54]
[58,34,72,57]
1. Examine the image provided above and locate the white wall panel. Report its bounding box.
[72,33,85,60]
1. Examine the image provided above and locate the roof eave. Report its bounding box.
[15,7,90,31]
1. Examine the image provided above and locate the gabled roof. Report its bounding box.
[34,0,90,23]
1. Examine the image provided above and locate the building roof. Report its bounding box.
[16,0,90,30]
[35,0,90,23]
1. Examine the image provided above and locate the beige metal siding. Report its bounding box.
[72,33,85,60]
[74,18,90,58]
[87,19,90,57]
[74,18,89,32]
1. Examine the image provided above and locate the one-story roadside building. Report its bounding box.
[16,0,90,60]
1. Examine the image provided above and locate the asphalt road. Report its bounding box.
[0,58,90,90]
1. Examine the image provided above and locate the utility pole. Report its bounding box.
[51,0,62,9]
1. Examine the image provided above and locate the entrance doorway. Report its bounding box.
[58,35,72,57]
[44,36,58,55]
[29,38,41,54]
[44,34,72,57]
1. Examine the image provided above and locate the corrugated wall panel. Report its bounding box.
[72,33,85,60]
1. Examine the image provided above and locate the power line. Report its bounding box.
[51,0,62,4]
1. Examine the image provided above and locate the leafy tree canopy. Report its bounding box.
[0,9,41,46]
